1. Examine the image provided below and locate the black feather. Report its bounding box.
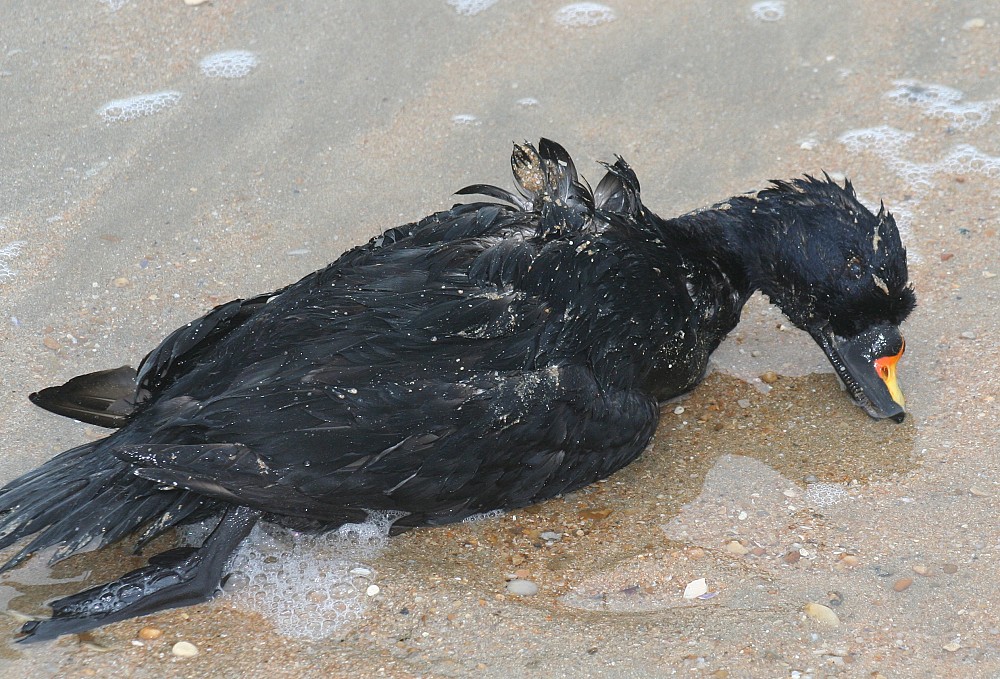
[29,366,139,428]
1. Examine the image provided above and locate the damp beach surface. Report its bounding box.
[1,1,999,676]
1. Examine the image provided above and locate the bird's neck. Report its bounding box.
[653,199,767,318]
[590,203,769,401]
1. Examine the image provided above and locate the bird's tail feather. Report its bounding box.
[0,441,212,572]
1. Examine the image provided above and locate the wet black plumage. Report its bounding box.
[1,139,914,640]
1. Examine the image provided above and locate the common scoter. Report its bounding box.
[0,139,914,640]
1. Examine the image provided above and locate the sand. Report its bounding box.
[1,1,999,676]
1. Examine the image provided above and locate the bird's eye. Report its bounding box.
[846,256,863,278]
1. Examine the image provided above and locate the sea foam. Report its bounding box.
[803,482,849,508]
[451,113,481,125]
[98,91,182,122]
[886,80,999,131]
[199,50,260,79]
[0,239,23,283]
[750,1,786,22]
[840,125,1000,190]
[446,0,498,16]
[841,81,1000,190]
[224,511,402,640]
[839,126,934,189]
[554,3,616,27]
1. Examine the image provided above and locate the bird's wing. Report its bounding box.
[116,363,659,525]
[101,200,658,524]
[135,292,275,397]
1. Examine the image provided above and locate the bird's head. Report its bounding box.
[743,176,916,422]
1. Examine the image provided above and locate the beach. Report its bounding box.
[1,1,999,676]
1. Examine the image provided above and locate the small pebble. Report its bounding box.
[962,17,985,30]
[724,540,748,555]
[782,550,801,565]
[683,578,708,599]
[171,641,199,658]
[969,486,990,497]
[43,336,61,350]
[77,632,112,652]
[759,371,779,384]
[803,602,840,627]
[540,531,562,541]
[912,564,931,576]
[579,508,612,520]
[959,331,978,340]
[984,271,997,278]
[942,563,959,574]
[673,406,685,415]
[839,554,860,568]
[138,626,163,640]
[737,399,751,409]
[184,0,210,5]
[506,579,538,596]
[113,277,130,288]
[943,641,962,652]
[892,577,914,592]
[366,584,380,597]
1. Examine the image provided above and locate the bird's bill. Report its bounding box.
[810,323,907,422]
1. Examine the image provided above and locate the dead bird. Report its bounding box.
[1,139,914,640]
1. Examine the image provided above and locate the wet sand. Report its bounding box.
[1,1,999,676]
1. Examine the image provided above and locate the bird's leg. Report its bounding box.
[19,505,260,642]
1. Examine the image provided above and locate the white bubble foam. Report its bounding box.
[451,113,480,125]
[461,508,506,523]
[839,126,933,188]
[885,80,999,131]
[0,239,23,282]
[554,3,616,28]
[750,1,785,22]
[98,91,182,122]
[840,125,1000,192]
[939,143,1000,179]
[839,125,915,155]
[446,0,498,16]
[803,482,849,508]
[516,97,540,108]
[199,50,260,79]
[101,0,129,10]
[224,511,402,640]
